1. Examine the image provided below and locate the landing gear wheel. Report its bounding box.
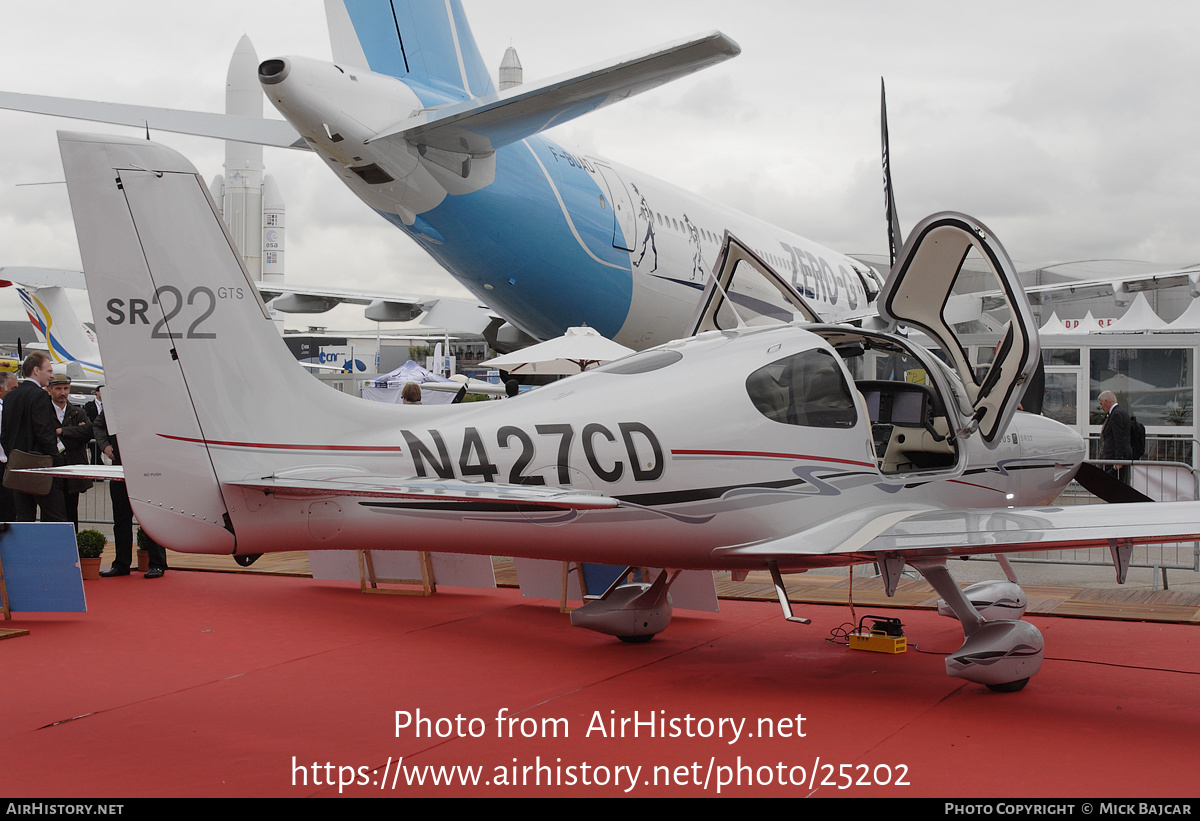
[618,634,654,644]
[986,677,1029,693]
[233,554,262,568]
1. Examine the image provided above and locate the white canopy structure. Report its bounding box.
[1161,297,1200,331]
[363,360,458,405]
[1107,293,1166,332]
[1061,310,1102,333]
[1039,310,1066,334]
[480,326,635,375]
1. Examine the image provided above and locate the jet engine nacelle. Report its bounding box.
[937,580,1028,621]
[259,55,496,223]
[569,583,673,643]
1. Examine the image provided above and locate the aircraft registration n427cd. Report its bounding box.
[43,130,1200,694]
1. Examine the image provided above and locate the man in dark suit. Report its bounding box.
[83,384,103,464]
[0,372,19,521]
[49,373,93,531]
[1099,390,1132,483]
[0,353,65,522]
[83,385,101,423]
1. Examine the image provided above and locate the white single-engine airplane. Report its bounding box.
[0,0,883,351]
[51,130,1200,693]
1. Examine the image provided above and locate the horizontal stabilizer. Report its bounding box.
[18,465,125,482]
[227,476,619,510]
[0,92,306,149]
[421,379,507,396]
[371,30,740,155]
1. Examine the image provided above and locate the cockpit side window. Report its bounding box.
[746,349,857,428]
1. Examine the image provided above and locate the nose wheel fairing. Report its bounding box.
[910,559,1044,690]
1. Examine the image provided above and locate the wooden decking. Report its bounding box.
[113,547,1200,625]
[717,570,1200,623]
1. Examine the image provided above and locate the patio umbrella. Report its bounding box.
[480,326,634,375]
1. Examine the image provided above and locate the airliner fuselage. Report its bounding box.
[259,53,879,349]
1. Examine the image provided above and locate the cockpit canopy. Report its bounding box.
[693,213,1039,450]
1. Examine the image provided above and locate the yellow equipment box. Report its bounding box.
[849,632,907,654]
[848,617,907,654]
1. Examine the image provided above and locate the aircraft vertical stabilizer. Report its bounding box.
[57,130,472,555]
[15,286,103,379]
[59,133,242,554]
[326,0,495,99]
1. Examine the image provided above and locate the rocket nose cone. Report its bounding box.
[259,58,290,85]
[234,34,257,56]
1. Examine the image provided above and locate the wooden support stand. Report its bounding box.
[358,550,436,596]
[559,563,648,613]
[0,545,31,640]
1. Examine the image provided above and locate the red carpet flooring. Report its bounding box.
[3,570,1199,797]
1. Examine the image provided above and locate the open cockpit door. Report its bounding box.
[877,212,1039,447]
[688,233,822,336]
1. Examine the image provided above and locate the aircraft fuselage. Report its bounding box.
[200,323,1085,569]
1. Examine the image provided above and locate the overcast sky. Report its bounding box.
[2,1,1198,329]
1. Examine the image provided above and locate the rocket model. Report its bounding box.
[209,35,284,284]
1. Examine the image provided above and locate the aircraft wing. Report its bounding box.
[0,92,307,149]
[369,31,740,155]
[226,476,618,510]
[0,267,87,290]
[263,286,495,332]
[258,283,493,329]
[852,253,1200,315]
[713,502,1200,564]
[1015,265,1200,309]
[0,267,497,333]
[256,282,420,307]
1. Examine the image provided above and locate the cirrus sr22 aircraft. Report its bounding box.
[45,130,1200,694]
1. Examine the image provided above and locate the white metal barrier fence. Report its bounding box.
[1011,458,1200,589]
[77,481,115,537]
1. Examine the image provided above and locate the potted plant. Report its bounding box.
[77,529,107,581]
